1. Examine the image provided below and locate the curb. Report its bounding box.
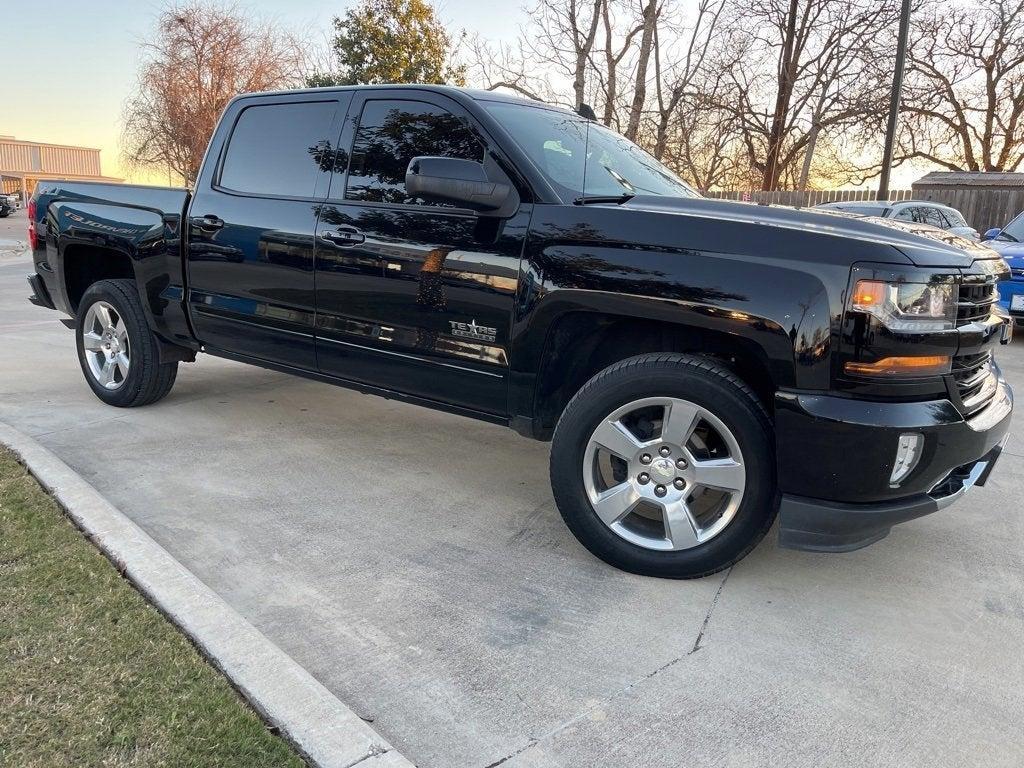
[0,421,414,768]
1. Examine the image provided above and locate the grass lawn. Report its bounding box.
[0,448,306,768]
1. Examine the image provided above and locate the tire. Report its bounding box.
[550,353,777,579]
[75,279,178,407]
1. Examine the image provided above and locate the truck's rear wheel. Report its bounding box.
[75,279,178,407]
[550,353,777,579]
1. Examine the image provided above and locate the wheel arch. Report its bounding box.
[511,294,792,440]
[61,242,136,314]
[48,199,198,352]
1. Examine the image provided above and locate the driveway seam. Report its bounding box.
[0,420,415,768]
[478,566,734,767]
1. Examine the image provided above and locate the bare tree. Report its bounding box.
[624,0,660,140]
[595,0,645,128]
[721,0,897,190]
[650,0,727,160]
[122,2,303,184]
[900,0,1024,172]
[511,0,604,109]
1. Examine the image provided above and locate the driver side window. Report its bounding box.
[345,100,485,207]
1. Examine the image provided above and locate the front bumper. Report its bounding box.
[775,373,1013,552]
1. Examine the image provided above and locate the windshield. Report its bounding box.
[484,101,699,201]
[998,211,1024,242]
[942,208,968,228]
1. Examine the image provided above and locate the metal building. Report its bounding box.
[1,135,122,204]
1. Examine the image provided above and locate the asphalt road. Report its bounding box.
[2,244,1022,768]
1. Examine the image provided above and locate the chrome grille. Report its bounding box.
[954,275,999,417]
[957,279,999,324]
[952,351,994,414]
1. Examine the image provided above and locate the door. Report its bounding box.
[187,93,350,369]
[314,90,530,415]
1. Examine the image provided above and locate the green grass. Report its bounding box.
[0,448,306,768]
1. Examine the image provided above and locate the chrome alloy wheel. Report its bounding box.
[583,397,746,551]
[82,301,130,390]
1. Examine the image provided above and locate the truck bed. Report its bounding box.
[30,179,194,348]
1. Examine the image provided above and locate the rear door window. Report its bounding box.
[345,99,485,206]
[219,101,337,198]
[919,206,948,229]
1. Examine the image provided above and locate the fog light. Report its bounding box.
[890,433,924,488]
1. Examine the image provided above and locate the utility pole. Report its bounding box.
[877,0,911,201]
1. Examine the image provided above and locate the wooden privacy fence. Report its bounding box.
[707,189,912,207]
[707,188,1024,233]
[912,187,1024,234]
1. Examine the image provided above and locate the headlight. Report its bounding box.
[851,279,956,332]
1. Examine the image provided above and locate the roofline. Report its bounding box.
[0,137,102,152]
[8,172,123,183]
[820,198,959,207]
[228,83,577,114]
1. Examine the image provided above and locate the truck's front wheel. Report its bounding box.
[75,279,178,407]
[550,354,777,579]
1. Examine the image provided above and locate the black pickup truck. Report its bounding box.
[27,85,1014,578]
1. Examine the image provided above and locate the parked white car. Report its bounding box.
[814,199,979,240]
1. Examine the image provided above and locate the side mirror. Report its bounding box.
[405,156,512,212]
[982,227,1002,241]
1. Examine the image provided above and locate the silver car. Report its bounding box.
[814,199,979,240]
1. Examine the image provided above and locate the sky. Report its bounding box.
[1,0,925,189]
[0,0,526,184]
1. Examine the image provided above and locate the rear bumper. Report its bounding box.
[27,273,56,310]
[776,373,1013,552]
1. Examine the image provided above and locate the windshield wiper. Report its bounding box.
[573,193,636,205]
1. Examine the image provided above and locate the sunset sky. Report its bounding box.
[3,0,925,188]
[2,0,525,185]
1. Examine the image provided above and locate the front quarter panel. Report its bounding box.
[510,204,853,417]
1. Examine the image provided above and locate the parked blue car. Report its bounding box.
[984,211,1024,323]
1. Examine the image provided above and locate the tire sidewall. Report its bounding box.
[551,359,777,578]
[76,283,146,407]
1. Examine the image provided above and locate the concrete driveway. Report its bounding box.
[2,247,1022,767]
[0,207,27,253]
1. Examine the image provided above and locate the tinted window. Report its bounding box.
[893,206,916,221]
[220,101,336,198]
[919,206,948,228]
[345,100,484,205]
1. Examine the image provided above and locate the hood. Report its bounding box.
[985,238,1024,276]
[618,195,999,268]
[984,238,1024,257]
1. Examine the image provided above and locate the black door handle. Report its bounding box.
[321,228,365,245]
[195,214,224,231]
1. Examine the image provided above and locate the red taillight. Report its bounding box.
[27,198,37,250]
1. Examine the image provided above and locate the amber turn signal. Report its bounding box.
[844,355,952,376]
[852,280,887,309]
